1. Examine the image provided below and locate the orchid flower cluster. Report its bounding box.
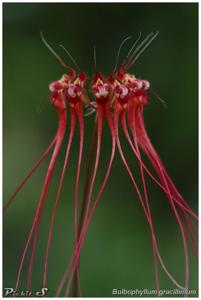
[4,32,198,297]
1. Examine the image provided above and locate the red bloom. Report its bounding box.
[4,32,198,297]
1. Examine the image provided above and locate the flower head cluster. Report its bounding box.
[4,32,198,297]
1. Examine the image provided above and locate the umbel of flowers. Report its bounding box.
[4,32,198,297]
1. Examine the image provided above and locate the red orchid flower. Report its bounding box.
[4,32,198,297]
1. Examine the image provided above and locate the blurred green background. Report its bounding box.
[3,3,198,297]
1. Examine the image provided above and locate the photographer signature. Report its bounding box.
[4,287,48,297]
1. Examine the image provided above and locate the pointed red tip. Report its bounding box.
[108,75,115,84]
[116,67,125,80]
[79,72,87,82]
[93,72,104,83]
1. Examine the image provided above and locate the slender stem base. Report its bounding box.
[72,117,98,297]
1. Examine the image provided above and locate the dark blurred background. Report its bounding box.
[3,3,198,297]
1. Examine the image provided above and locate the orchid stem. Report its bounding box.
[72,116,98,297]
